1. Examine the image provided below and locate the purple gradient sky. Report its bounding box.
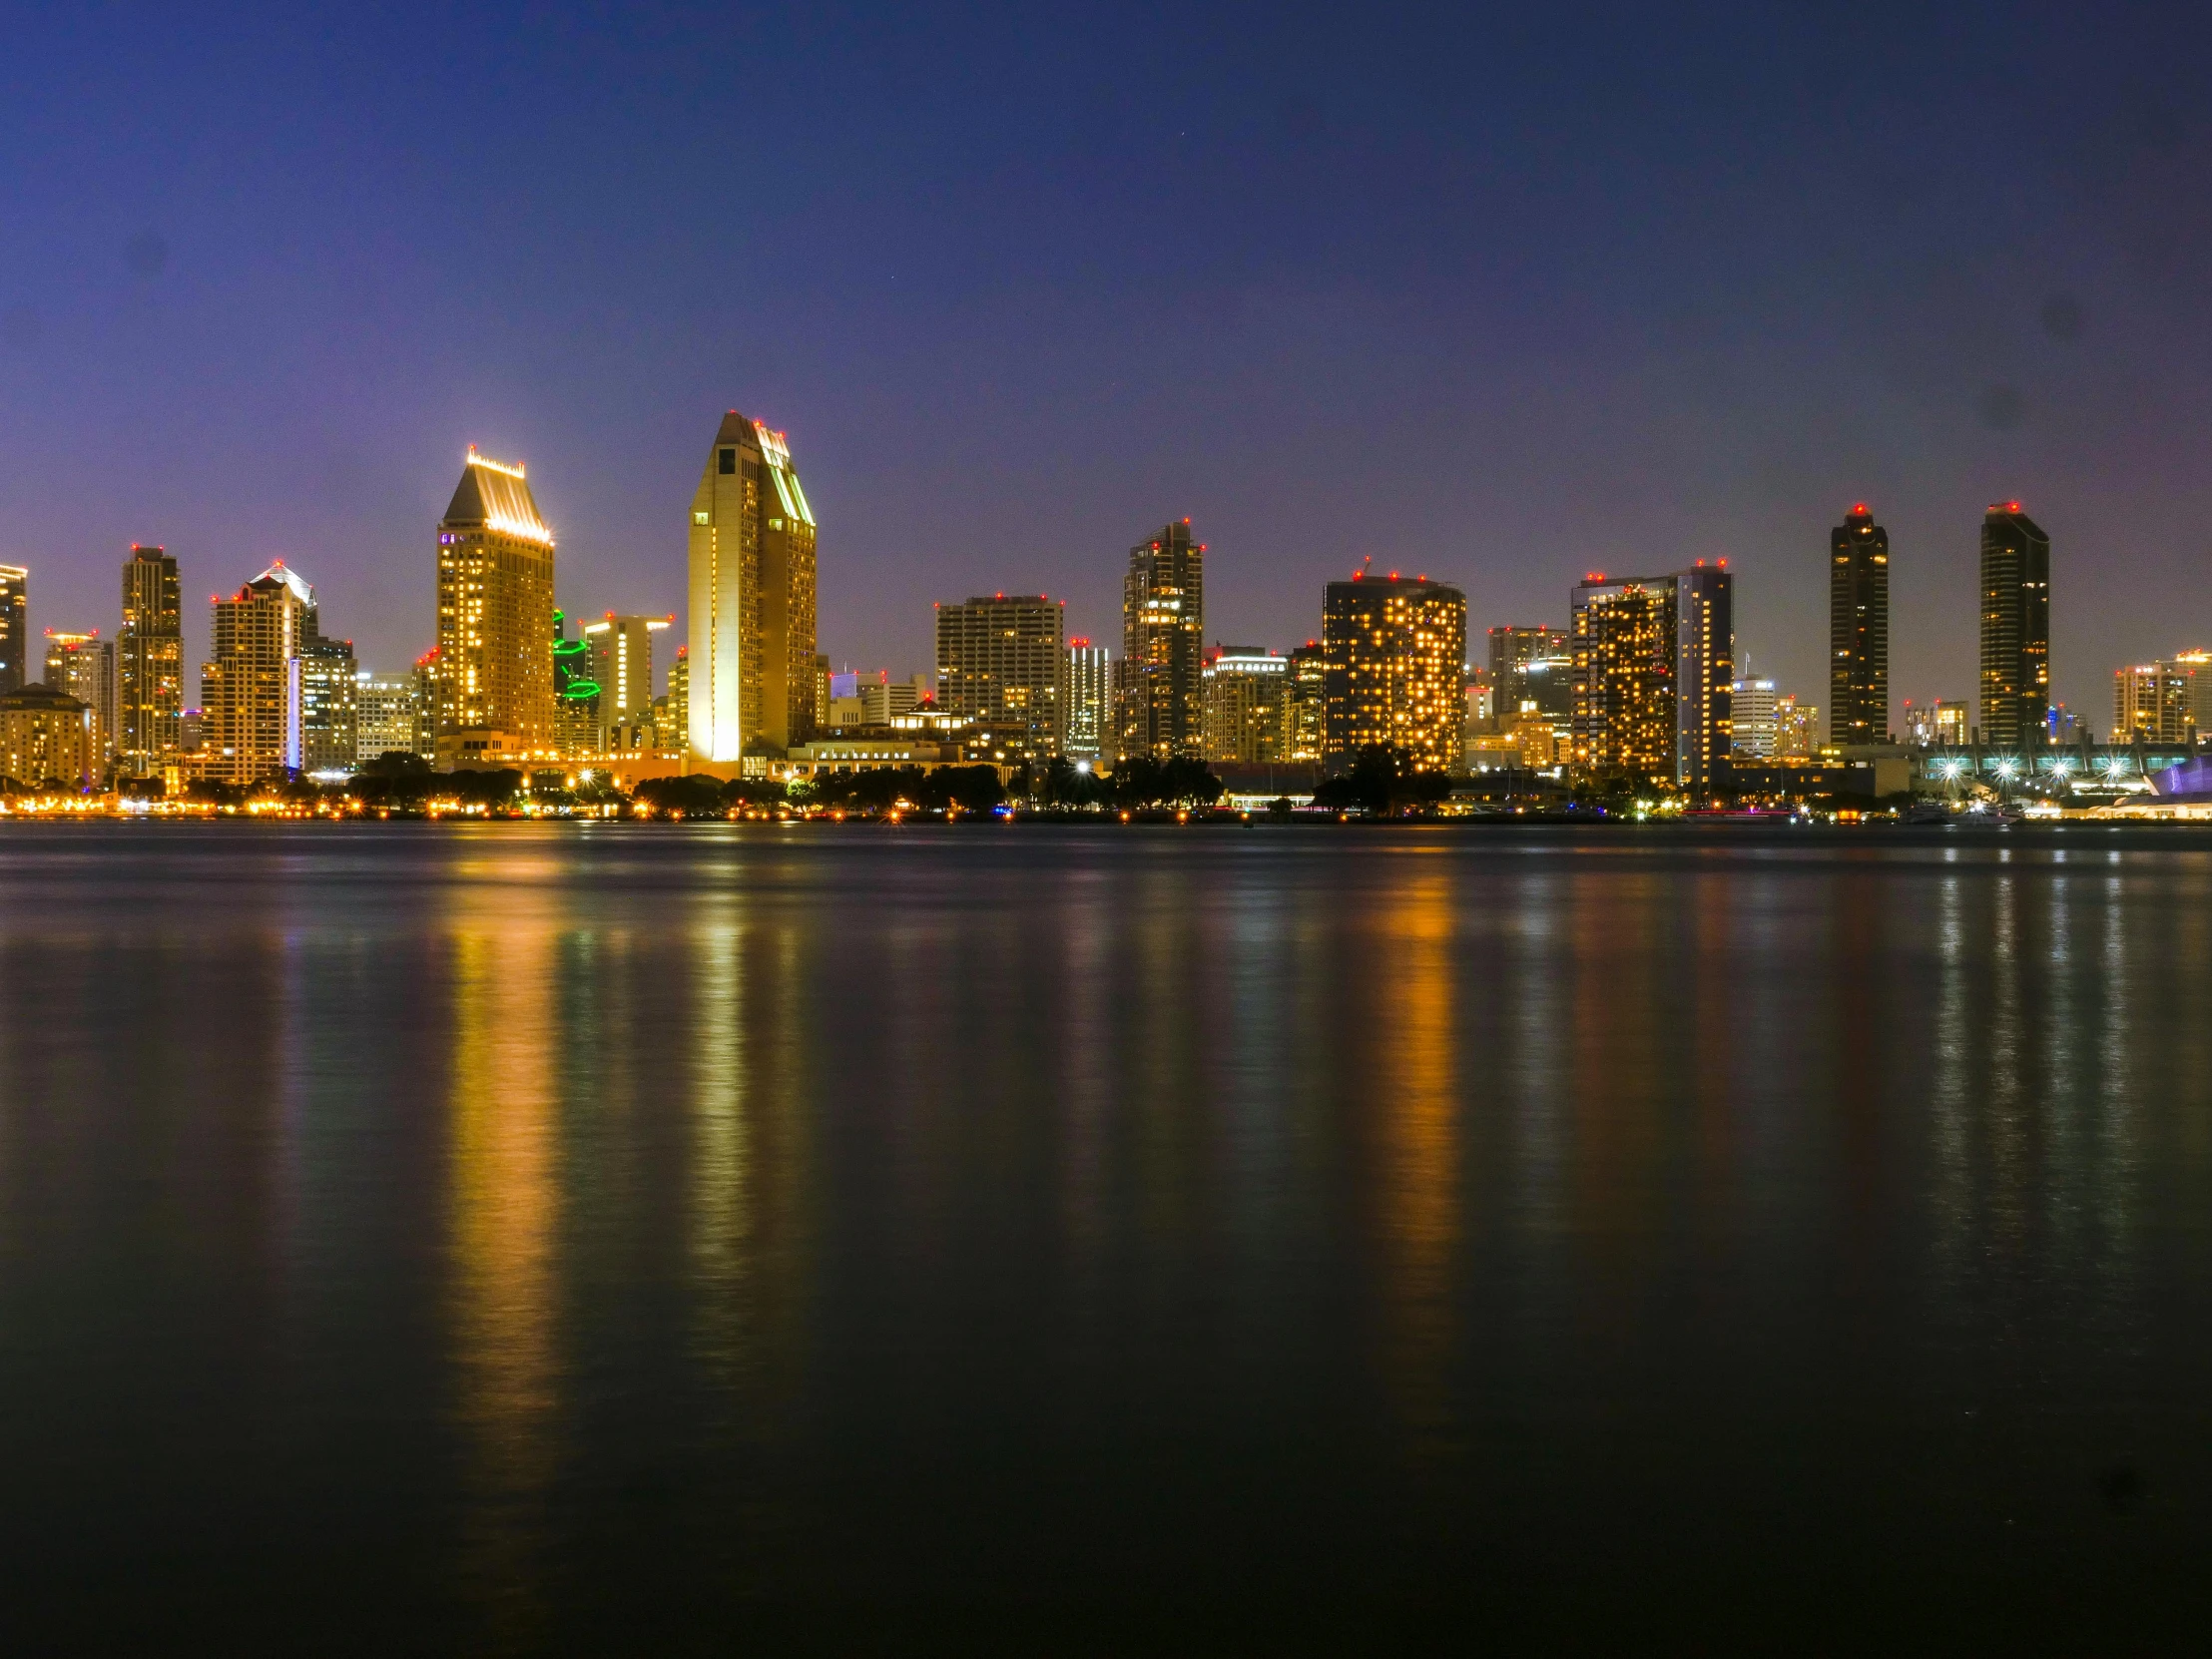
[3,2,2210,724]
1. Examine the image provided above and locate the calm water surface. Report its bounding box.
[2,823,2210,1649]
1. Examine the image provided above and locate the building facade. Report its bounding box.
[1283,642,1326,763]
[299,633,357,773]
[1117,522,1206,763]
[1676,563,1734,794]
[1978,502,2050,751]
[688,411,819,762]
[585,614,672,741]
[201,563,314,785]
[355,672,421,762]
[44,632,115,774]
[2115,662,2195,744]
[436,449,557,766]
[1731,675,1778,758]
[0,683,93,789]
[1320,573,1467,773]
[1202,647,1290,765]
[1061,641,1110,763]
[0,566,25,695]
[1487,625,1573,743]
[935,594,1065,753]
[119,544,183,779]
[1571,568,1732,791]
[1829,503,1891,744]
[551,610,599,757]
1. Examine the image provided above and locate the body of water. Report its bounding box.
[2,824,2208,1649]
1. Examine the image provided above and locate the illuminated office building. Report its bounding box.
[1060,640,1110,763]
[1118,522,1206,762]
[1978,502,2050,750]
[1283,642,1326,763]
[1570,564,1733,791]
[0,683,93,790]
[688,410,819,762]
[1902,698,1969,749]
[1202,646,1290,764]
[551,610,598,757]
[1774,694,1818,759]
[119,544,182,779]
[1731,675,1778,758]
[1320,572,1467,772]
[0,565,25,695]
[298,631,357,773]
[2115,662,2195,744]
[935,594,1064,752]
[436,448,557,767]
[44,631,115,771]
[355,672,422,763]
[1829,503,1891,744]
[665,646,689,748]
[585,613,672,746]
[1487,625,1572,743]
[201,562,314,785]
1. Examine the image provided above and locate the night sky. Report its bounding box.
[4,2,2210,721]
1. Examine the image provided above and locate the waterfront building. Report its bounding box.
[355,672,421,762]
[936,594,1064,753]
[201,562,314,785]
[1061,640,1110,763]
[666,646,689,751]
[1570,565,1733,791]
[2114,662,2194,744]
[2172,649,2212,734]
[1978,502,2050,751]
[411,651,439,760]
[688,410,819,763]
[44,632,115,773]
[299,631,358,773]
[1731,675,1778,758]
[1464,666,1493,737]
[1202,646,1290,764]
[0,683,93,790]
[1321,572,1467,773]
[821,669,920,729]
[436,449,557,768]
[1284,641,1326,763]
[1830,503,1891,744]
[551,610,598,757]
[0,565,25,695]
[118,544,183,779]
[1118,522,1206,763]
[1902,698,1969,748]
[585,613,672,743]
[1775,694,1818,759]
[1488,625,1573,743]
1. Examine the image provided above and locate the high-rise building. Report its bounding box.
[0,566,26,695]
[118,544,183,780]
[551,610,599,757]
[411,651,439,760]
[935,594,1065,752]
[1061,640,1111,763]
[201,562,315,785]
[1320,572,1467,773]
[1570,566,1733,790]
[666,647,689,750]
[1731,675,1779,758]
[299,631,358,774]
[436,449,556,768]
[1774,694,1819,759]
[1284,641,1326,763]
[1117,522,1206,763]
[1829,502,1891,744]
[1978,502,2050,751]
[585,613,672,742]
[688,411,819,763]
[1487,625,1573,743]
[1202,647,1290,764]
[44,631,115,773]
[1676,563,1734,793]
[1901,697,1969,749]
[2115,662,2195,744]
[355,672,422,763]
[0,683,93,790]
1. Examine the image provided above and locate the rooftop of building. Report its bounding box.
[443,450,553,546]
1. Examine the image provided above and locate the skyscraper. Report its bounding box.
[666,646,689,750]
[2114,662,2195,744]
[118,544,182,779]
[298,630,358,774]
[551,611,599,757]
[1978,502,2050,751]
[202,562,314,785]
[1829,503,1890,744]
[1487,625,1572,743]
[44,631,115,773]
[1201,647,1290,764]
[688,411,819,764]
[1676,563,1734,793]
[1731,674,1778,758]
[355,672,422,763]
[1061,640,1110,764]
[436,448,556,768]
[1320,572,1467,773]
[0,566,26,695]
[585,613,673,744]
[1284,641,1326,763]
[1118,522,1206,763]
[935,594,1065,752]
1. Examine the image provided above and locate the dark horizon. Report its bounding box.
[5,3,2211,721]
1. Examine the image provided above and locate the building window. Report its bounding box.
[719,448,737,475]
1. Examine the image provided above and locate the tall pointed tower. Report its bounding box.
[688,411,817,763]
[434,448,556,768]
